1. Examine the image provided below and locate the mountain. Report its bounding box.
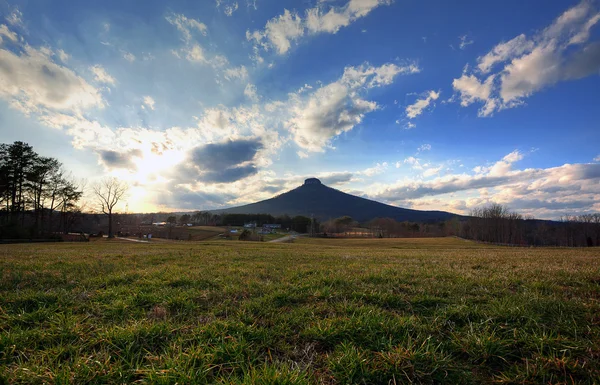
[212,178,459,222]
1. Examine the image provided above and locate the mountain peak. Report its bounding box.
[304,177,321,185]
[212,177,459,222]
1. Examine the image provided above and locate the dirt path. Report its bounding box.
[268,235,296,243]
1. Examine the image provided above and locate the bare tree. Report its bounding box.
[93,177,128,238]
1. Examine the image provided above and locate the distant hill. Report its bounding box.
[211,178,460,222]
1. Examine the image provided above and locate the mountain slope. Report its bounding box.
[212,178,459,222]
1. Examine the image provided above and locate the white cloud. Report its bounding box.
[122,51,136,62]
[248,0,391,56]
[455,1,600,116]
[184,44,206,63]
[244,83,259,102]
[488,150,523,176]
[216,0,240,16]
[224,65,249,80]
[0,45,103,112]
[342,62,420,88]
[417,143,431,152]
[90,65,116,85]
[286,62,417,152]
[405,90,440,119]
[6,9,23,27]
[57,49,70,63]
[452,73,497,117]
[248,9,304,55]
[403,156,422,170]
[225,2,239,16]
[477,34,533,73]
[0,24,18,44]
[458,34,474,50]
[369,150,600,219]
[404,121,416,129]
[166,13,207,43]
[594,155,600,162]
[143,96,156,110]
[287,81,378,152]
[297,151,309,159]
[362,162,388,176]
[423,165,443,177]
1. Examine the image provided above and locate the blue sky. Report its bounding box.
[0,0,599,218]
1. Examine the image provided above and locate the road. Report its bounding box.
[116,237,150,243]
[268,234,297,243]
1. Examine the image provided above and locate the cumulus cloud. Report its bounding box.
[452,73,497,116]
[368,150,600,218]
[90,65,116,85]
[287,62,419,152]
[453,1,600,116]
[477,34,533,73]
[405,90,440,119]
[0,44,103,113]
[247,0,391,56]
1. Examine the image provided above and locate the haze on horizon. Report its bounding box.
[0,0,599,219]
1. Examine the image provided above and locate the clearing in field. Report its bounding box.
[1,237,599,384]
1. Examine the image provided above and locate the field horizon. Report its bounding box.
[1,237,599,384]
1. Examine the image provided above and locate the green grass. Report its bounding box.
[1,238,599,384]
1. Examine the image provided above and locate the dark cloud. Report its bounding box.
[564,42,600,80]
[97,149,142,170]
[174,138,263,184]
[191,139,262,170]
[201,165,258,183]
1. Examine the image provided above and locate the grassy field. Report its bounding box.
[1,238,599,384]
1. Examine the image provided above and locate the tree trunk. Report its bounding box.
[108,211,113,238]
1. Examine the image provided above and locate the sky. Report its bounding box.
[0,0,599,219]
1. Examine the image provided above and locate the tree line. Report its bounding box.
[363,203,600,247]
[1,141,131,240]
[0,142,84,238]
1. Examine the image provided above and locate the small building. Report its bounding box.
[263,224,282,229]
